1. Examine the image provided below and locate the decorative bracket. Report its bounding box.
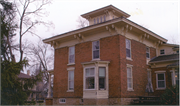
[50,41,60,48]
[74,33,85,42]
[139,33,149,43]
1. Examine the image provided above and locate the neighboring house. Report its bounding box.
[43,5,179,105]
[18,72,43,102]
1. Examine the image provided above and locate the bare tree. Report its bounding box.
[13,0,52,62]
[25,38,54,95]
[76,16,89,28]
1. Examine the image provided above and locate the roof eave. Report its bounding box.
[149,59,179,64]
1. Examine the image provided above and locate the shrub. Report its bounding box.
[159,85,179,105]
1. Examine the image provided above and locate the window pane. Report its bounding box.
[126,49,131,58]
[93,41,99,50]
[93,50,99,59]
[128,82,132,88]
[126,39,130,49]
[100,17,102,23]
[104,16,106,21]
[97,18,99,23]
[158,74,164,80]
[99,78,105,89]
[90,68,95,76]
[94,19,96,24]
[146,47,149,52]
[99,67,105,77]
[69,46,75,63]
[160,49,164,54]
[127,68,131,78]
[158,81,165,88]
[86,68,90,76]
[69,55,75,63]
[69,71,74,80]
[127,78,131,83]
[146,53,150,58]
[69,46,75,55]
[86,77,94,89]
[69,81,74,90]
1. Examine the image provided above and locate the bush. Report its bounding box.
[159,85,179,105]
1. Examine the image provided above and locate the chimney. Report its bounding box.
[27,70,30,76]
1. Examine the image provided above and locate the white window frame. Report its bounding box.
[59,98,66,103]
[68,70,74,91]
[155,71,166,90]
[68,46,75,64]
[67,67,75,92]
[84,67,95,90]
[92,40,100,60]
[126,39,132,60]
[127,64,133,91]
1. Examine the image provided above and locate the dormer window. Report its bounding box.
[160,49,165,55]
[97,18,99,23]
[94,19,96,24]
[104,16,106,21]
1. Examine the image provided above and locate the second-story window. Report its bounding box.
[160,49,165,55]
[92,41,100,59]
[126,39,131,58]
[100,16,102,23]
[146,47,150,58]
[69,46,75,64]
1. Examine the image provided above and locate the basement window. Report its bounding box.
[59,98,66,103]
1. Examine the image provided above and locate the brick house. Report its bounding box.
[43,5,179,105]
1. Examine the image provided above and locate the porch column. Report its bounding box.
[47,73,51,98]
[170,68,176,86]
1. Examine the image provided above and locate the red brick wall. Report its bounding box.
[53,34,157,99]
[120,37,149,98]
[100,35,121,97]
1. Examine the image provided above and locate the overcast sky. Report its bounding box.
[23,0,179,44]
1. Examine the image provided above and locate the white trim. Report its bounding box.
[67,67,75,71]
[126,64,133,67]
[92,40,100,60]
[155,71,166,73]
[68,70,74,91]
[67,63,75,66]
[127,65,133,91]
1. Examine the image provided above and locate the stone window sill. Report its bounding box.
[126,57,133,61]
[67,63,75,66]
